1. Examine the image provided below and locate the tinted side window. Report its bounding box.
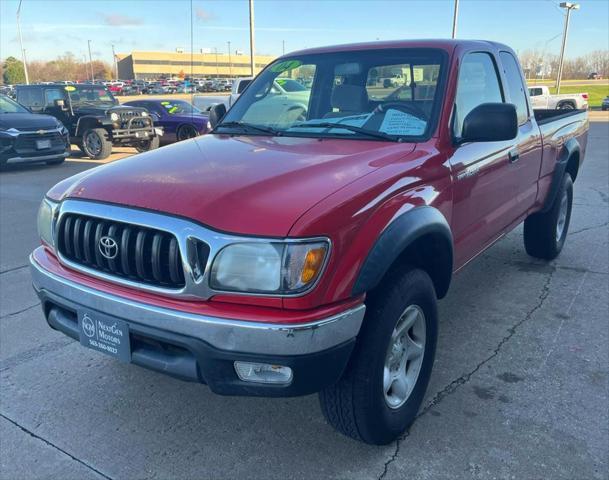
[499,52,528,124]
[44,89,64,107]
[529,87,542,97]
[16,88,44,108]
[237,80,252,93]
[453,52,503,138]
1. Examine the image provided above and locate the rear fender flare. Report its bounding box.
[541,137,580,212]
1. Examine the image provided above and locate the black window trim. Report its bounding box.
[498,50,531,126]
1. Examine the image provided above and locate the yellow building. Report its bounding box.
[117,51,276,80]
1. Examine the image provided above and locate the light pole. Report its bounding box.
[214,47,219,78]
[88,40,95,82]
[556,2,579,94]
[83,55,89,81]
[111,44,118,80]
[451,0,459,39]
[227,41,232,77]
[249,0,256,77]
[282,40,285,56]
[16,0,29,84]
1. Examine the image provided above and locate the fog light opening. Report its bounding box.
[234,361,293,385]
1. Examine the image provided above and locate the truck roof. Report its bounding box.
[16,83,102,89]
[286,39,512,57]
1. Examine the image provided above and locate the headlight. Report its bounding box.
[141,111,148,117]
[110,112,119,121]
[37,198,59,248]
[210,240,329,295]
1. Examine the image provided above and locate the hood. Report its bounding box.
[0,113,59,130]
[62,134,415,236]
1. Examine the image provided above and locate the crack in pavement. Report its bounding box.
[569,221,609,235]
[0,264,29,275]
[0,413,113,480]
[378,269,555,480]
[1,302,41,319]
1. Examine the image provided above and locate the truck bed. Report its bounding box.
[534,108,587,126]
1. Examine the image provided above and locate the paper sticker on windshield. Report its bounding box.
[379,109,426,136]
[270,60,302,73]
[64,86,76,92]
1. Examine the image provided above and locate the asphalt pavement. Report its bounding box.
[1,115,607,480]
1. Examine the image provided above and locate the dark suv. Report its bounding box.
[0,94,69,168]
[15,83,161,160]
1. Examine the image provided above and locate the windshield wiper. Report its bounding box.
[288,122,400,142]
[214,121,280,136]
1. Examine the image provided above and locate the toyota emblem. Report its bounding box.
[99,236,119,259]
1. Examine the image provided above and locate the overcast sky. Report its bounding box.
[1,0,608,64]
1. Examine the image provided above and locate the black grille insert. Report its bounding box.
[57,214,190,289]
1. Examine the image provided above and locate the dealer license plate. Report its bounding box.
[78,311,131,362]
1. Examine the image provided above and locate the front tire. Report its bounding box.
[134,135,160,153]
[82,128,113,160]
[524,173,573,260]
[319,268,438,445]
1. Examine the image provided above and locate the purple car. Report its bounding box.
[123,99,210,144]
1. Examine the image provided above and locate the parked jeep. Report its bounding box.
[15,83,161,160]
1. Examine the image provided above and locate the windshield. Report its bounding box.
[67,85,117,106]
[0,95,28,114]
[275,78,307,92]
[220,48,445,141]
[160,100,202,115]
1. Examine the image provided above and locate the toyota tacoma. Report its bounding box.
[31,40,588,444]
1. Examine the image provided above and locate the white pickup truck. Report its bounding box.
[528,85,588,110]
[229,77,254,107]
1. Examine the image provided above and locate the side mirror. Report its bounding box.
[460,103,518,143]
[209,103,227,129]
[54,99,67,110]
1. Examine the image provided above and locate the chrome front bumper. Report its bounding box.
[30,255,365,356]
[5,152,69,164]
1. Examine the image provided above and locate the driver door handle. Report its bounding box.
[508,148,520,163]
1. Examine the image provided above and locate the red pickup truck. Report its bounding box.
[31,40,588,445]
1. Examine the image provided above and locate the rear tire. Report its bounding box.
[82,128,113,160]
[319,268,438,445]
[558,101,575,110]
[134,135,160,153]
[524,173,573,260]
[176,124,198,141]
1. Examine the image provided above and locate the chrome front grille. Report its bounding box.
[14,132,64,154]
[57,213,194,289]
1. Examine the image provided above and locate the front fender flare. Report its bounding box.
[352,206,453,298]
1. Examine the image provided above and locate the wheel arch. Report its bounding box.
[75,116,104,137]
[352,206,453,299]
[542,137,580,212]
[556,100,576,110]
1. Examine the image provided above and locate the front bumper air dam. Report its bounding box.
[30,255,365,396]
